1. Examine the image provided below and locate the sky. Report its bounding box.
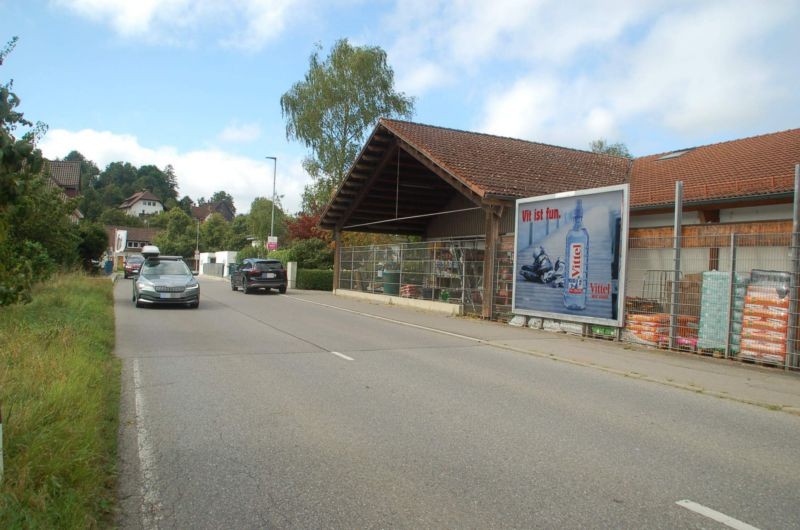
[2,0,798,215]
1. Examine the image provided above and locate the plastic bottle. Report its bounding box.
[564,199,589,310]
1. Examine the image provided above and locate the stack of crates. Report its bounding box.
[697,271,748,354]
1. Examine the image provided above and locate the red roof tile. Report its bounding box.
[44,160,80,190]
[380,119,631,199]
[630,128,800,207]
[119,190,163,209]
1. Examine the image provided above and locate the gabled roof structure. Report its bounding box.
[630,128,800,209]
[192,201,235,222]
[119,190,163,209]
[44,160,81,196]
[320,119,630,234]
[322,120,800,235]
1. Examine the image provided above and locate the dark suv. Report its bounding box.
[231,258,287,294]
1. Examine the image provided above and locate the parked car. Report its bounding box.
[132,247,200,308]
[230,258,287,294]
[123,254,144,278]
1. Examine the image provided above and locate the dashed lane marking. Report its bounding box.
[676,500,760,530]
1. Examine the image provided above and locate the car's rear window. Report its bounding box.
[142,260,191,275]
[253,261,283,272]
[127,256,144,263]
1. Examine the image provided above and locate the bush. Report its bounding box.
[297,269,333,291]
[291,238,333,269]
[0,240,54,306]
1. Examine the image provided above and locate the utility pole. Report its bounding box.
[266,156,277,238]
[266,156,277,255]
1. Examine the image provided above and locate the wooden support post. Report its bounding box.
[482,207,500,319]
[333,228,341,292]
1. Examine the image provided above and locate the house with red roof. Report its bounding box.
[119,190,164,217]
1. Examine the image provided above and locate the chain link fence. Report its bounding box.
[337,239,485,315]
[625,232,797,369]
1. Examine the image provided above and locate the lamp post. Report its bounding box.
[265,156,277,238]
[195,218,200,273]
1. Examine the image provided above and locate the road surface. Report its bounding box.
[115,278,800,529]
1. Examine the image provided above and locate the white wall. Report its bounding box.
[126,199,164,217]
[720,203,791,223]
[631,203,791,229]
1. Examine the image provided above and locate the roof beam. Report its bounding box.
[335,141,400,230]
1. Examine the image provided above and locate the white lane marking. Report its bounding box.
[283,295,485,343]
[134,359,163,529]
[676,500,760,530]
[331,351,354,361]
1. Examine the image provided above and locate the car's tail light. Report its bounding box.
[247,270,260,277]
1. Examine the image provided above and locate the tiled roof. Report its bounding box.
[380,119,631,199]
[191,201,235,221]
[45,160,80,189]
[104,226,162,249]
[119,190,163,209]
[630,128,800,208]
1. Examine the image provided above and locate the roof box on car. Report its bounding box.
[141,245,160,258]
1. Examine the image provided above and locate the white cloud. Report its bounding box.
[53,0,305,50]
[218,122,263,143]
[611,1,794,135]
[39,128,309,214]
[464,0,799,149]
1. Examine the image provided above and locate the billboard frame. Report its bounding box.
[511,183,629,327]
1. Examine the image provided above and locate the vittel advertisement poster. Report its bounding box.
[512,184,629,327]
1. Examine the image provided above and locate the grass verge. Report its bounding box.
[0,273,119,528]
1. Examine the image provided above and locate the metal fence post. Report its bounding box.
[725,233,737,359]
[787,164,800,369]
[372,246,377,293]
[399,244,404,290]
[669,181,684,350]
[350,248,354,290]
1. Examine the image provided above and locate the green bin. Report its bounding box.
[383,271,400,295]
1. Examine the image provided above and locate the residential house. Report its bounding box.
[119,190,164,217]
[43,159,83,223]
[192,201,235,223]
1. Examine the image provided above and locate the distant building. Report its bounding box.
[105,225,162,255]
[42,159,83,223]
[192,201,235,222]
[44,159,81,198]
[119,191,164,217]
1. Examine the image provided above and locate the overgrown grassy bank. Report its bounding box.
[0,273,120,528]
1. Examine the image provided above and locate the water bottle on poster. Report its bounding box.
[564,199,589,310]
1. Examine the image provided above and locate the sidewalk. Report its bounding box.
[279,287,800,417]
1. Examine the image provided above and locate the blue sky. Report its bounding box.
[2,0,798,214]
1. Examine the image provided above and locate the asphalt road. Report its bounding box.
[115,278,800,529]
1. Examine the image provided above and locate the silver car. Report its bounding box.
[132,255,200,308]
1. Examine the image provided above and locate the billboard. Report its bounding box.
[114,229,127,253]
[512,184,629,326]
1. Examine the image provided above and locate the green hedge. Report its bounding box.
[296,269,333,291]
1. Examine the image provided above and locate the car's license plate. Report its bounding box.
[160,292,182,299]
[262,272,276,279]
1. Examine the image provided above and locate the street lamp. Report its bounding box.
[265,156,277,246]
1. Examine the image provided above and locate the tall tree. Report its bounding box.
[200,213,232,251]
[281,38,415,213]
[0,36,55,304]
[209,190,236,215]
[64,150,100,190]
[247,197,287,243]
[589,139,632,158]
[153,208,196,257]
[227,215,250,250]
